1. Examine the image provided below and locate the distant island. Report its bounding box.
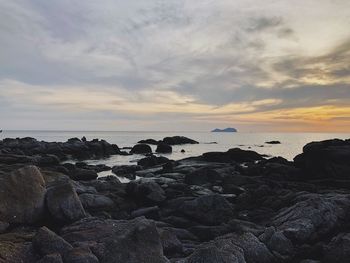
[211,127,237,132]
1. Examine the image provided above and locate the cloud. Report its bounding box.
[0,0,349,131]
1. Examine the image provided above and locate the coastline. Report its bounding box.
[0,136,349,262]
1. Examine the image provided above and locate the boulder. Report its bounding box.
[138,155,170,168]
[61,217,168,263]
[294,139,350,179]
[184,168,223,186]
[79,193,114,210]
[158,229,183,256]
[0,221,9,234]
[112,165,141,177]
[63,247,99,263]
[0,228,38,263]
[37,254,63,263]
[273,194,350,244]
[46,181,86,223]
[182,232,275,263]
[130,206,160,219]
[179,245,243,263]
[324,233,350,263]
[127,181,166,204]
[180,194,235,225]
[0,165,46,224]
[70,169,98,181]
[156,143,172,154]
[33,227,73,256]
[137,139,159,145]
[130,144,152,154]
[162,136,198,145]
[201,148,263,163]
[265,141,281,144]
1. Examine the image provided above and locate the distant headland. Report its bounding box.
[211,127,237,132]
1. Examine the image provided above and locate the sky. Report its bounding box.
[0,0,349,132]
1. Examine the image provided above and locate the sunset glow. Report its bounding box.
[0,0,349,131]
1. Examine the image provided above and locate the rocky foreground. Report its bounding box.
[0,136,350,263]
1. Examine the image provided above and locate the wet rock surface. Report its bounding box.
[0,137,349,262]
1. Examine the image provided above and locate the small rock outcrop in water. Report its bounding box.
[130,143,152,154]
[156,142,172,153]
[211,127,237,132]
[265,140,281,144]
[0,137,349,262]
[138,136,199,145]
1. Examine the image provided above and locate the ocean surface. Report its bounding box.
[1,131,349,167]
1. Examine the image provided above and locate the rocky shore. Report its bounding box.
[0,136,350,263]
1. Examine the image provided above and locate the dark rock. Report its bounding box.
[201,148,263,163]
[265,141,281,144]
[0,165,46,224]
[181,149,186,153]
[138,155,170,168]
[273,194,350,244]
[79,193,114,210]
[130,206,160,219]
[130,144,152,154]
[184,168,223,186]
[182,232,275,263]
[63,247,99,263]
[324,233,350,263]
[46,181,86,223]
[37,254,63,263]
[159,229,183,256]
[259,227,294,258]
[137,139,160,145]
[112,165,141,177]
[156,143,173,153]
[180,245,240,263]
[0,228,38,263]
[61,217,168,263]
[162,136,199,145]
[127,181,166,204]
[33,226,73,256]
[70,168,98,181]
[180,194,235,225]
[294,139,350,180]
[0,221,9,234]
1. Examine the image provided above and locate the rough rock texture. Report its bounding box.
[130,144,152,154]
[46,181,86,223]
[156,143,173,154]
[162,136,199,145]
[180,194,235,225]
[294,139,350,179]
[33,227,73,257]
[0,137,350,263]
[61,217,168,263]
[0,165,46,224]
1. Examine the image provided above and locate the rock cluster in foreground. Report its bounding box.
[0,137,349,263]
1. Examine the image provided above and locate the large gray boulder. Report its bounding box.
[46,181,86,223]
[61,217,168,263]
[273,194,350,244]
[180,194,235,225]
[294,139,350,179]
[33,227,73,257]
[0,165,46,224]
[130,144,152,154]
[180,232,275,263]
[324,233,350,263]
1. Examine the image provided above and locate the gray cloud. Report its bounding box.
[0,0,349,131]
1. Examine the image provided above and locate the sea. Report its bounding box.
[1,131,349,168]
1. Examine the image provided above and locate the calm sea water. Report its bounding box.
[1,131,349,166]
